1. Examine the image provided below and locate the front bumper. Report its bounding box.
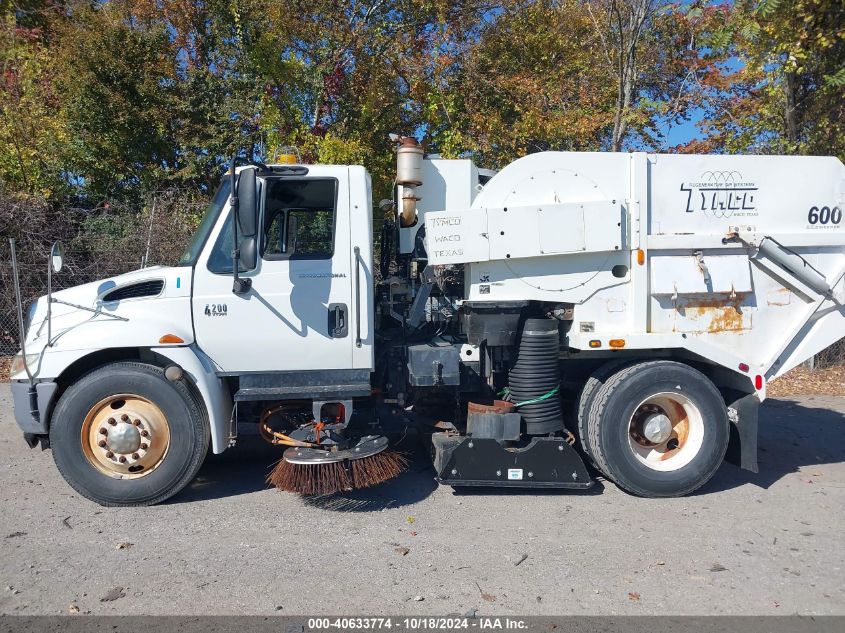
[10,380,58,435]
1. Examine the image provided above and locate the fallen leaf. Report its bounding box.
[710,563,728,572]
[410,531,417,536]
[68,604,79,614]
[100,587,126,602]
[476,582,496,602]
[116,542,134,550]
[5,532,26,539]
[395,546,410,556]
[62,517,72,529]
[406,516,415,524]
[413,595,424,602]
[767,365,845,397]
[656,561,665,566]
[628,592,641,601]
[514,553,528,567]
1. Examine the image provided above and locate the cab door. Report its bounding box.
[191,166,355,373]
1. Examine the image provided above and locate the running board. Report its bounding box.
[233,369,372,402]
[432,435,593,489]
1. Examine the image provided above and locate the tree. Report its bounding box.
[695,0,845,159]
[432,0,710,167]
[0,0,69,196]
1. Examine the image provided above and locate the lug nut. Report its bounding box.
[141,430,149,437]
[106,451,114,458]
[108,418,117,426]
[118,456,127,463]
[98,440,107,448]
[132,419,141,426]
[120,414,129,422]
[140,443,148,450]
[99,428,108,436]
[131,453,140,460]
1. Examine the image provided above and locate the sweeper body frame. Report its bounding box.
[9,145,845,505]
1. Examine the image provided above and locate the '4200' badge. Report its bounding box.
[204,303,228,317]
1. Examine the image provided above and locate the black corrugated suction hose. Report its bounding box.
[508,318,564,435]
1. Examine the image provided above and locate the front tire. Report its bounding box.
[51,362,209,506]
[584,360,729,497]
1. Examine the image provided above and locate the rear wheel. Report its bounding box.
[51,362,209,506]
[584,360,728,497]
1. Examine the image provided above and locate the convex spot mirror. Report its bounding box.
[50,241,64,273]
[239,236,257,270]
[237,167,258,238]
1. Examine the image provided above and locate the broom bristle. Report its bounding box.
[351,451,408,489]
[267,459,352,496]
[267,450,408,496]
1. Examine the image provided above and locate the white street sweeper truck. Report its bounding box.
[8,141,845,505]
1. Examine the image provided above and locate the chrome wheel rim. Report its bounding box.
[627,392,704,472]
[81,394,170,479]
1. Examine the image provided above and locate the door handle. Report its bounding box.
[353,246,362,348]
[328,303,348,338]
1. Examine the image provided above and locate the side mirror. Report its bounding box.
[237,167,257,238]
[286,214,298,256]
[50,241,64,273]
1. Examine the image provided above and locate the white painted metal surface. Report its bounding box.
[423,151,845,390]
[398,158,480,254]
[426,201,623,264]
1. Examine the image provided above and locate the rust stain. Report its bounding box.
[767,287,791,306]
[675,294,751,333]
[659,399,688,461]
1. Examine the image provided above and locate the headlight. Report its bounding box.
[9,353,39,378]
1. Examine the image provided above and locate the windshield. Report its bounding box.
[178,178,232,265]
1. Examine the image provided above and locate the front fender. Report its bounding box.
[153,345,233,454]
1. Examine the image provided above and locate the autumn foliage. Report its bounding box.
[0,0,842,206]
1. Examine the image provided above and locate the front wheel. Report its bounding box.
[50,362,209,506]
[584,360,729,497]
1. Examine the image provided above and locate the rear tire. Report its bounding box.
[50,362,209,506]
[575,359,637,468]
[584,360,728,497]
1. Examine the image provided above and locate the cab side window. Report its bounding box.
[263,178,337,260]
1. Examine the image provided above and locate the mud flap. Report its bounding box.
[432,434,593,489]
[725,392,759,473]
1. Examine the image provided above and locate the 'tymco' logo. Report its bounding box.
[680,171,759,218]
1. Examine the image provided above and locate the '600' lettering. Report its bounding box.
[808,206,842,226]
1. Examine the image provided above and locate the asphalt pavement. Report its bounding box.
[0,384,843,615]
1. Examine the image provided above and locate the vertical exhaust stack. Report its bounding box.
[396,137,423,227]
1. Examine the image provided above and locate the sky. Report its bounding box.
[661,111,706,148]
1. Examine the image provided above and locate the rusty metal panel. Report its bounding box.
[671,296,753,333]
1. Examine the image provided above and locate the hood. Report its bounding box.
[24,265,195,356]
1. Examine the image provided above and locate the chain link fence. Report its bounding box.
[1,189,203,357]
